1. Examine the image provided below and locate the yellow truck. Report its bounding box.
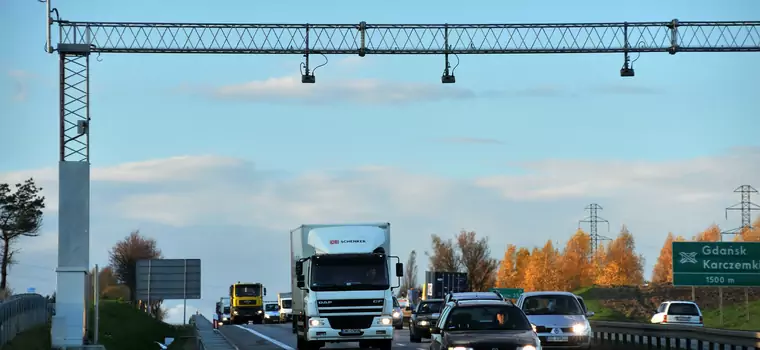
[229,282,267,324]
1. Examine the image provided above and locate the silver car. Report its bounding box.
[516,291,593,349]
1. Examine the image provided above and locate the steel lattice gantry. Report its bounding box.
[50,18,760,162]
[41,3,759,347]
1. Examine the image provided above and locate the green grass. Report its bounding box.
[0,325,51,350]
[1,300,195,350]
[575,287,760,330]
[701,299,760,331]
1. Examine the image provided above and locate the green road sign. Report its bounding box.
[672,241,760,287]
[490,288,524,299]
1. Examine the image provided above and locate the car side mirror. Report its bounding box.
[586,311,595,318]
[430,327,441,334]
[410,309,416,314]
[396,263,404,277]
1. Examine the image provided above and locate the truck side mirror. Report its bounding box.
[295,261,303,276]
[396,263,404,277]
[297,280,305,288]
[264,288,267,296]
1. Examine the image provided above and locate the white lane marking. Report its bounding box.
[396,343,406,346]
[234,325,295,350]
[418,348,426,350]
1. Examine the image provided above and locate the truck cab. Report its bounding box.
[291,223,404,350]
[230,282,267,324]
[279,292,293,325]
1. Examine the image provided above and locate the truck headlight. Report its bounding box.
[392,311,401,319]
[378,317,392,325]
[309,318,324,327]
[572,323,586,334]
[223,317,228,321]
[233,310,239,315]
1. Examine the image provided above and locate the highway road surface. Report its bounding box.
[216,324,651,350]
[218,323,434,350]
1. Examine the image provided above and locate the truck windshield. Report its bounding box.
[281,299,292,309]
[235,285,262,297]
[311,254,389,291]
[265,304,280,311]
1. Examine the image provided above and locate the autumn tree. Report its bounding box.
[513,248,531,288]
[400,250,419,291]
[559,230,594,291]
[456,230,499,291]
[426,234,459,272]
[651,232,685,283]
[596,226,644,286]
[496,244,517,288]
[108,230,163,304]
[522,247,543,291]
[0,178,46,291]
[736,216,760,242]
[693,224,721,242]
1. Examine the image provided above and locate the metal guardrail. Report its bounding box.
[0,293,52,347]
[591,321,760,350]
[190,315,207,350]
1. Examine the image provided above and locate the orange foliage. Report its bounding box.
[693,224,721,242]
[559,230,594,291]
[496,244,518,288]
[736,216,760,242]
[651,232,685,283]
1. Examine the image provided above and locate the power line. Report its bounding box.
[722,185,760,238]
[578,203,612,254]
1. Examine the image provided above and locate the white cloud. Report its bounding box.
[2,148,759,313]
[164,303,201,325]
[7,70,34,102]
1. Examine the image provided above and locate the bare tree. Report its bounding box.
[425,234,459,272]
[0,178,45,290]
[108,230,162,303]
[456,230,498,291]
[400,250,418,291]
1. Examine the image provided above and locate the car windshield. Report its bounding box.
[576,298,587,313]
[311,255,389,291]
[418,301,443,314]
[281,299,292,308]
[265,304,279,311]
[444,305,532,331]
[223,306,230,313]
[522,295,583,315]
[235,285,262,297]
[667,303,699,316]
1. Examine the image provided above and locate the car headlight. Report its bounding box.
[309,318,324,327]
[448,347,473,350]
[572,323,587,334]
[222,317,228,321]
[392,311,401,318]
[257,310,263,314]
[518,346,537,350]
[378,317,392,325]
[418,320,429,326]
[265,314,270,318]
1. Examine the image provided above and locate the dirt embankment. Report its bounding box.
[583,285,760,320]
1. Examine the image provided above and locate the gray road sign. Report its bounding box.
[136,259,201,301]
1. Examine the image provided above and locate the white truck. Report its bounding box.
[291,223,403,350]
[278,292,293,325]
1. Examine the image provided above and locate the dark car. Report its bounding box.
[409,298,444,342]
[429,299,539,350]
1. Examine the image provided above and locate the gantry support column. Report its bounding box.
[52,43,91,348]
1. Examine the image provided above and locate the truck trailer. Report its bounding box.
[291,223,403,350]
[423,271,468,299]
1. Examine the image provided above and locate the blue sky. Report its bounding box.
[1,0,759,323]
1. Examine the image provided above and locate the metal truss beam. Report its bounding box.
[55,20,760,54]
[59,44,90,162]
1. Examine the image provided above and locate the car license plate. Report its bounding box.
[547,336,569,342]
[676,317,689,321]
[341,329,362,335]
